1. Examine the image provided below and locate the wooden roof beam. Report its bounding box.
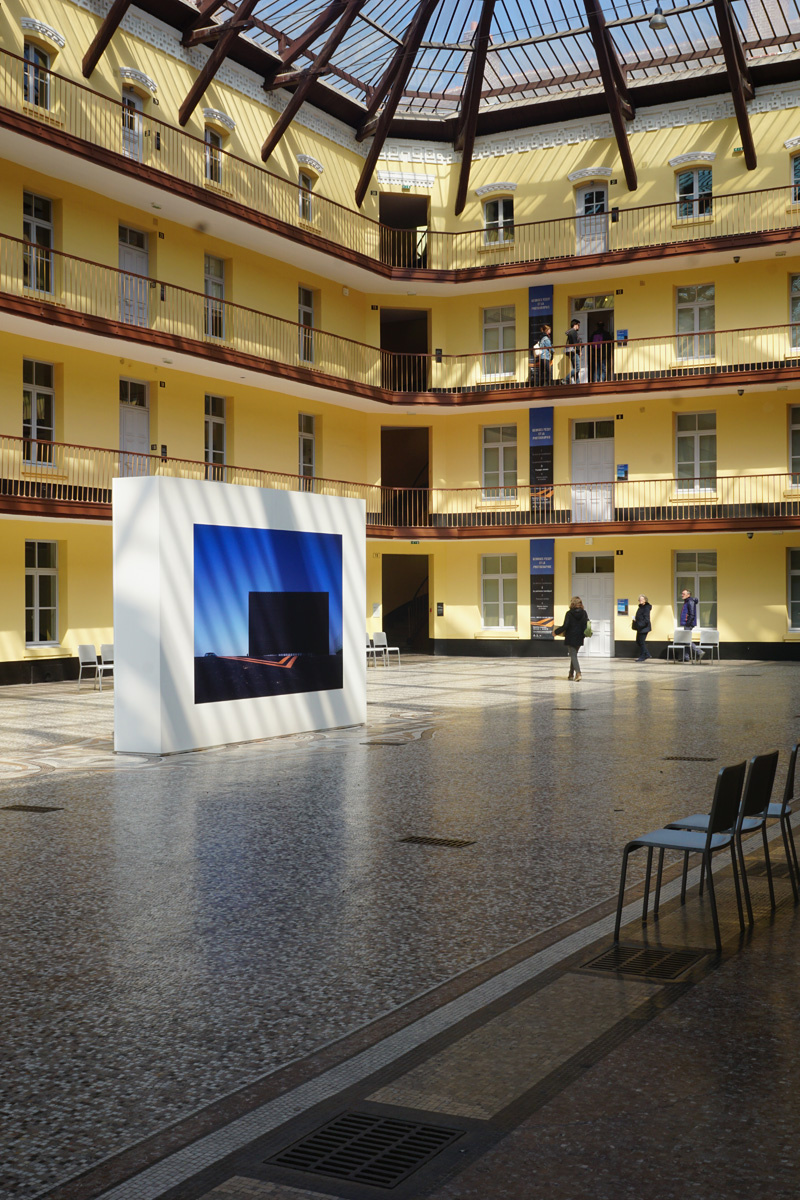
[262,0,348,90]
[354,0,439,207]
[179,0,260,127]
[583,0,637,191]
[261,0,366,163]
[82,0,133,78]
[181,0,229,47]
[712,0,756,169]
[453,0,497,216]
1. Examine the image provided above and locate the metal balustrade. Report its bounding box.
[3,233,800,398]
[3,47,800,278]
[3,435,800,532]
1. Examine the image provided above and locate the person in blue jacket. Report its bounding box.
[633,594,652,662]
[679,588,705,661]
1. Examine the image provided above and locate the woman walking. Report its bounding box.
[633,594,652,662]
[537,323,553,386]
[554,596,589,681]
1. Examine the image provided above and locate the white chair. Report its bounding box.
[366,632,381,667]
[372,630,400,665]
[666,628,694,663]
[98,643,114,690]
[698,627,720,662]
[77,644,99,690]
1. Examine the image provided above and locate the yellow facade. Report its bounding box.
[3,0,800,679]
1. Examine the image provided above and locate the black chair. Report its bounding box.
[614,761,747,953]
[765,743,799,903]
[668,751,779,926]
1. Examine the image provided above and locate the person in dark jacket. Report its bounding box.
[554,595,589,681]
[679,588,704,661]
[633,594,652,662]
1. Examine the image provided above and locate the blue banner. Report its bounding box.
[530,537,555,639]
[529,285,554,318]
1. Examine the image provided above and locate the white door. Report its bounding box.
[119,228,149,326]
[572,557,614,658]
[572,419,614,522]
[576,185,608,255]
[122,88,143,160]
[119,394,150,477]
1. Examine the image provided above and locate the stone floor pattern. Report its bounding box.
[2,656,799,1200]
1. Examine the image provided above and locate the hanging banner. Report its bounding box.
[528,285,554,319]
[529,407,554,488]
[530,537,555,639]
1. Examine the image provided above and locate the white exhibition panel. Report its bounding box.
[113,476,366,754]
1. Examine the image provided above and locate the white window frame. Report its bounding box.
[204,127,224,185]
[482,306,516,378]
[204,394,226,480]
[204,254,225,339]
[119,377,148,407]
[791,275,800,350]
[788,549,800,630]
[483,196,514,245]
[299,170,315,222]
[676,167,712,219]
[482,424,517,500]
[676,284,715,361]
[298,286,315,364]
[23,40,50,108]
[792,155,800,204]
[790,405,800,484]
[23,191,53,294]
[481,554,518,630]
[23,358,55,465]
[675,550,717,630]
[299,412,315,490]
[25,540,59,645]
[676,411,716,494]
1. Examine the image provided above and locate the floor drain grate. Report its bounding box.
[266,1111,464,1189]
[1,804,63,813]
[662,756,716,762]
[399,835,475,848]
[581,945,706,981]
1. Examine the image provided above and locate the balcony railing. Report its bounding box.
[3,436,800,534]
[4,233,800,400]
[4,47,800,278]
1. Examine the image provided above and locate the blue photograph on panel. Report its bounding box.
[193,524,343,704]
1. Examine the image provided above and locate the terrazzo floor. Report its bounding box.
[1,655,798,1200]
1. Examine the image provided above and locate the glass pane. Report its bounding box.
[697,412,716,430]
[483,556,500,575]
[500,306,515,322]
[38,608,55,643]
[677,437,695,464]
[483,328,500,353]
[502,446,517,478]
[500,555,517,574]
[676,552,697,571]
[483,579,499,603]
[698,551,717,572]
[25,542,35,568]
[483,426,500,443]
[485,201,498,224]
[698,305,715,332]
[25,575,33,606]
[697,284,715,303]
[502,603,516,628]
[500,425,516,441]
[676,286,696,305]
[25,607,33,642]
[503,579,518,603]
[38,576,55,606]
[790,601,800,629]
[595,556,615,573]
[790,550,800,571]
[483,602,499,626]
[299,413,314,434]
[697,169,712,195]
[574,421,594,440]
[300,438,314,468]
[37,542,55,567]
[574,557,594,573]
[676,413,697,432]
[698,435,717,459]
[677,308,696,334]
[484,307,502,325]
[484,447,499,475]
[595,420,614,439]
[677,172,694,197]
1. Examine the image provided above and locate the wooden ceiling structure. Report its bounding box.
[82,0,800,208]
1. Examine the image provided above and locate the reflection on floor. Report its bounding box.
[2,657,799,1200]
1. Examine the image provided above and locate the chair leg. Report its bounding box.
[761,824,776,910]
[642,846,653,925]
[737,834,755,927]
[699,854,706,896]
[613,846,633,943]
[703,851,722,954]
[680,850,689,905]
[653,849,665,918]
[787,816,800,884]
[729,841,745,932]
[781,816,800,902]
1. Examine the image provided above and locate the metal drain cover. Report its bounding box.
[266,1111,464,1189]
[662,756,716,762]
[1,804,63,812]
[581,945,706,981]
[399,836,475,848]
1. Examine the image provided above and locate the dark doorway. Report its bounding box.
[380,308,429,391]
[379,194,428,268]
[381,426,429,526]
[382,554,430,653]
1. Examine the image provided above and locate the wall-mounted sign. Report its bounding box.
[436,602,444,616]
[617,598,629,615]
[530,407,554,494]
[617,463,628,481]
[616,329,629,344]
[530,537,555,639]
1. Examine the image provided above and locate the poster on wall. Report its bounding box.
[193,524,343,704]
[530,407,554,520]
[530,537,555,639]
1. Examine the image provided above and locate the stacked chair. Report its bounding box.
[614,745,799,953]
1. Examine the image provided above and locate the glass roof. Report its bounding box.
[210,0,800,116]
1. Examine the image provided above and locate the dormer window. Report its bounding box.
[299,170,315,222]
[484,196,514,244]
[677,167,712,219]
[23,41,49,108]
[205,127,223,184]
